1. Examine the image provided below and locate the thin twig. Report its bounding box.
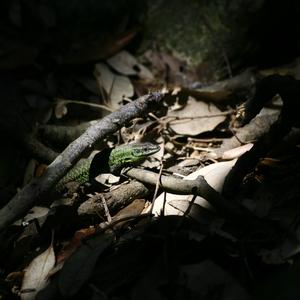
[100,194,112,223]
[56,98,113,112]
[124,167,258,224]
[167,110,233,120]
[96,213,153,233]
[150,142,165,215]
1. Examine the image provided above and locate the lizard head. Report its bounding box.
[131,142,160,158]
[108,142,160,174]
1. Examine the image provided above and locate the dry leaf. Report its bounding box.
[63,29,137,64]
[35,163,47,178]
[58,233,114,298]
[169,97,226,136]
[179,260,250,299]
[107,50,154,80]
[77,77,101,95]
[54,100,68,119]
[221,143,253,160]
[56,228,97,266]
[149,159,237,216]
[20,244,55,300]
[94,63,134,110]
[14,206,49,226]
[112,199,146,229]
[22,159,38,187]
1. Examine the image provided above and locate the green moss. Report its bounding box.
[143,0,265,76]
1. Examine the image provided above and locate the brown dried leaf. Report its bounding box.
[14,206,49,226]
[20,244,55,300]
[58,233,114,298]
[150,159,237,216]
[56,227,96,266]
[221,143,253,160]
[107,50,154,80]
[22,159,38,187]
[94,63,134,110]
[54,100,68,119]
[169,97,226,136]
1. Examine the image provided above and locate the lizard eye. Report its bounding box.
[133,149,142,156]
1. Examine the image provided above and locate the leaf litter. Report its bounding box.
[2,26,300,300]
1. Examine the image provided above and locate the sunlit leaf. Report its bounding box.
[20,244,55,300]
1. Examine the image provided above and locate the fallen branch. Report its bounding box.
[24,133,59,163]
[77,180,149,216]
[125,168,247,221]
[211,112,279,159]
[126,168,293,240]
[0,92,164,231]
[38,121,94,147]
[223,75,299,197]
[124,168,275,231]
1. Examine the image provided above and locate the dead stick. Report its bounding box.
[125,168,267,227]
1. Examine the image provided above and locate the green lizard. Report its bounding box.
[56,142,160,192]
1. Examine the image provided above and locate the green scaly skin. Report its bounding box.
[56,142,160,192]
[55,159,92,192]
[108,142,160,174]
